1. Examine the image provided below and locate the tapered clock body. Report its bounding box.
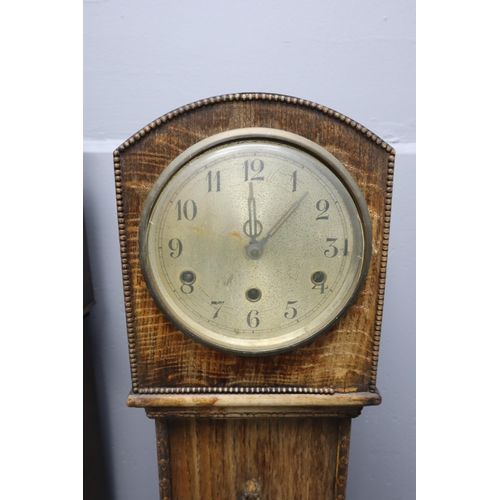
[114,93,395,500]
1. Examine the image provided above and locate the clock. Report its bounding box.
[115,93,395,500]
[139,128,372,355]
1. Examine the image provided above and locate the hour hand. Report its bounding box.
[243,182,261,244]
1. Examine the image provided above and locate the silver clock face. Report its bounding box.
[139,128,371,355]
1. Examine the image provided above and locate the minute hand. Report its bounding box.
[246,191,308,259]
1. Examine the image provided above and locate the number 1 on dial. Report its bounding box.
[291,170,297,192]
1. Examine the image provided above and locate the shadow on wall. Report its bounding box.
[84,217,113,500]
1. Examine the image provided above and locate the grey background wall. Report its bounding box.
[83,2,415,499]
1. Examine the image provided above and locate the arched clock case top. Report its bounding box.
[114,92,395,399]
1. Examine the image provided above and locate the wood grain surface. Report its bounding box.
[115,93,394,396]
[155,416,351,500]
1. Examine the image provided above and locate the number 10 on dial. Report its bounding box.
[139,128,372,355]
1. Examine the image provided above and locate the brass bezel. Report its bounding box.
[139,127,372,355]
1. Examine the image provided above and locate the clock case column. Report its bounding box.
[128,392,380,500]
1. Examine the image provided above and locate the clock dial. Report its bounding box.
[140,129,371,355]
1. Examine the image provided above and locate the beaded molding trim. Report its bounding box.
[370,153,395,391]
[113,92,395,395]
[115,92,395,154]
[136,386,375,395]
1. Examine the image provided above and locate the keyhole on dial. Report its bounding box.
[245,287,262,302]
[311,271,327,285]
[180,270,196,284]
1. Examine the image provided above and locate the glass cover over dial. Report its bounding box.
[139,128,371,355]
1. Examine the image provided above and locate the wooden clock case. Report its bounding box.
[113,93,395,500]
